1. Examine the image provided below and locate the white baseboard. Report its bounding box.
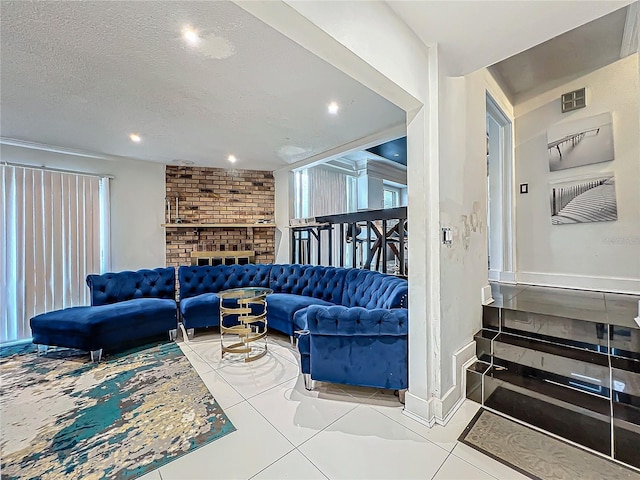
[516,271,640,294]
[402,404,436,428]
[431,340,476,425]
[403,391,433,425]
[482,285,494,305]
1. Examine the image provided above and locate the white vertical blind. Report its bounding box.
[0,165,105,343]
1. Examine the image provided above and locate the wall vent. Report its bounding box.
[561,88,586,113]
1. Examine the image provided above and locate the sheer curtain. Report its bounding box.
[306,166,350,217]
[297,166,356,265]
[0,165,107,343]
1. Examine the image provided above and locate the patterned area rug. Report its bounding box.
[0,341,236,479]
[460,409,640,480]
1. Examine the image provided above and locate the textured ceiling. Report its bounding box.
[489,6,631,103]
[0,1,405,170]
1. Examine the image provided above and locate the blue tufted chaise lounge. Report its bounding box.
[178,263,408,390]
[30,267,178,362]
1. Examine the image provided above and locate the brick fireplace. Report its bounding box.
[164,165,276,270]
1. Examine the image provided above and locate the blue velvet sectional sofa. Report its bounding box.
[30,267,178,361]
[179,264,408,390]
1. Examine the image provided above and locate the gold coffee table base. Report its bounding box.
[219,287,272,363]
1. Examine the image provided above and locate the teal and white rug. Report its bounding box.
[0,341,236,479]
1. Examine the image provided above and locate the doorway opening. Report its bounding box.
[486,94,515,282]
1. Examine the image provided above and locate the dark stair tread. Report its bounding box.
[484,386,611,455]
[486,362,611,413]
[494,331,609,366]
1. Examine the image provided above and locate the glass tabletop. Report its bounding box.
[218,287,273,300]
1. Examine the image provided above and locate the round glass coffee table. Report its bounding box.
[219,287,273,362]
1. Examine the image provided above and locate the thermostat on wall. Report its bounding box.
[520,183,528,194]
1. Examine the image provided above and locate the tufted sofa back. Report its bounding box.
[177,263,407,308]
[178,264,272,299]
[269,265,346,304]
[341,269,408,309]
[86,267,176,306]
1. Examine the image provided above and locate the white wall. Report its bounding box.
[432,67,515,413]
[237,0,442,422]
[273,169,293,263]
[514,54,640,292]
[0,145,166,271]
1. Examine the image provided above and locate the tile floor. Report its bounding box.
[139,329,527,480]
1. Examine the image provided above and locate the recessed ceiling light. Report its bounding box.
[328,102,339,115]
[228,155,237,163]
[182,26,200,46]
[129,133,141,143]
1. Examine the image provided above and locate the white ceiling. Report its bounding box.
[1,1,634,171]
[0,1,405,170]
[388,1,632,76]
[489,5,634,103]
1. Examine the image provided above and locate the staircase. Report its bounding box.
[466,284,640,469]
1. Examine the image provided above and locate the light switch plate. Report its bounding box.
[442,227,452,246]
[520,183,528,194]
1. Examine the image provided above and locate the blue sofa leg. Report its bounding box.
[37,344,48,356]
[303,373,314,391]
[290,335,295,347]
[90,349,103,363]
[169,329,177,341]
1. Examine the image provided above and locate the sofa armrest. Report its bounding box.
[305,305,407,337]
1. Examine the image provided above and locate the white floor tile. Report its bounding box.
[197,368,245,409]
[267,341,300,365]
[189,340,230,370]
[215,351,300,399]
[159,402,294,480]
[452,443,530,480]
[372,399,481,452]
[298,405,449,480]
[136,469,162,480]
[248,376,359,446]
[189,333,299,370]
[365,388,406,407]
[251,450,327,480]
[184,329,221,343]
[176,339,192,352]
[267,331,295,348]
[182,348,214,376]
[433,454,497,480]
[329,383,379,403]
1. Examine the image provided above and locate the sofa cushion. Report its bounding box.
[341,269,407,309]
[179,293,221,329]
[266,293,334,336]
[269,265,346,304]
[178,264,272,299]
[87,268,175,306]
[30,298,177,351]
